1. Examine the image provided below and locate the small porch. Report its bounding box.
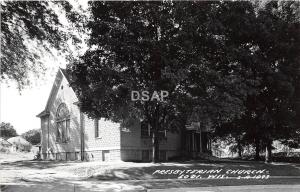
[185,122,212,158]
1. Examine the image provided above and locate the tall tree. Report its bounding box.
[21,129,41,145]
[0,122,17,139]
[249,1,300,162]
[213,1,300,162]
[263,1,299,162]
[69,1,258,162]
[1,1,83,89]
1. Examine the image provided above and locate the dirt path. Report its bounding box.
[0,155,146,191]
[0,161,79,183]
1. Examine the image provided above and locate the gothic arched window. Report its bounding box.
[56,103,70,143]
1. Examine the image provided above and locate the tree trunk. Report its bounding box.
[238,150,242,158]
[255,137,260,160]
[237,140,242,158]
[152,129,159,163]
[265,140,272,163]
[295,78,300,134]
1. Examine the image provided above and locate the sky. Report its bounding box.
[0,0,88,135]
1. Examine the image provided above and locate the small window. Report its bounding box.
[159,150,167,161]
[95,118,100,138]
[142,150,150,162]
[141,121,151,138]
[158,129,167,139]
[141,121,167,139]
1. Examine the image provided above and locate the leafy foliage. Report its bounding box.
[214,1,300,160]
[0,122,17,139]
[21,129,41,145]
[0,1,83,89]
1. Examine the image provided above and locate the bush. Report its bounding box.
[273,152,288,157]
[272,152,300,163]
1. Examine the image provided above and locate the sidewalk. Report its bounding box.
[148,184,300,192]
[2,182,300,192]
[1,181,145,192]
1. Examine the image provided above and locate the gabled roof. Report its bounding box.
[36,68,78,118]
[36,110,50,118]
[7,136,31,146]
[60,68,72,83]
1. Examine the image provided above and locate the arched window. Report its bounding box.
[56,103,70,143]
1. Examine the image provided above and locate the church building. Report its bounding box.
[37,68,211,161]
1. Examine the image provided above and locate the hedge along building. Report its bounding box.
[37,68,212,161]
